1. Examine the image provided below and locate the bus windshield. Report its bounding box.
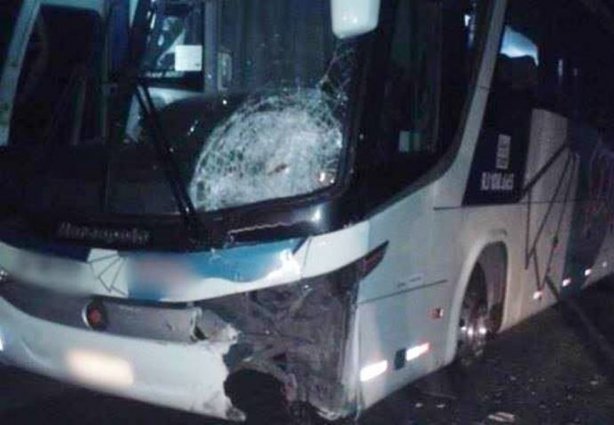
[135,0,356,213]
[141,0,337,95]
[5,0,360,222]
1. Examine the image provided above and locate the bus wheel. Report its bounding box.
[456,265,489,368]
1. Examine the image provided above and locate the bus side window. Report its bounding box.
[464,0,540,205]
[498,0,614,134]
[553,3,614,131]
[378,0,441,163]
[482,6,539,134]
[361,0,484,201]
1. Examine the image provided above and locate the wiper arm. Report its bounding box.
[105,0,203,245]
[134,80,204,245]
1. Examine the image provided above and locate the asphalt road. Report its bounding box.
[3,281,614,425]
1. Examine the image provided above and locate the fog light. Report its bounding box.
[66,349,133,388]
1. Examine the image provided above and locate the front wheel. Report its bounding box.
[456,265,490,368]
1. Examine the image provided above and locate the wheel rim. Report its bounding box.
[457,293,489,362]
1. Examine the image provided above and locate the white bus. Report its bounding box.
[2,0,614,422]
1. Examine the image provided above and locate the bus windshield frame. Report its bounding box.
[0,0,367,250]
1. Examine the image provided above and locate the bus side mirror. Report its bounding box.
[331,0,381,39]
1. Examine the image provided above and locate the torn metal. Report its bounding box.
[0,244,369,421]
[197,260,362,420]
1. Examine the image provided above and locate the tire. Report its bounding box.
[455,264,490,368]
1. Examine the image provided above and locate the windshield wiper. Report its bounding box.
[134,79,204,245]
[106,0,203,246]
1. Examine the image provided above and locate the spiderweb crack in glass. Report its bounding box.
[187,39,357,212]
[189,88,345,212]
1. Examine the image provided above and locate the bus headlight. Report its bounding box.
[66,349,134,389]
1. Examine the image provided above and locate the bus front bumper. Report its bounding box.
[0,298,244,421]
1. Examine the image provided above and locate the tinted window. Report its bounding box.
[379,0,441,160]
[483,0,540,129]
[509,0,614,129]
[0,0,21,73]
[361,0,485,201]
[141,0,336,94]
[9,6,103,147]
[465,0,539,205]
[555,3,614,129]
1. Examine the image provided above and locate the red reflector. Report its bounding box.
[431,308,445,320]
[88,309,103,325]
[84,301,108,331]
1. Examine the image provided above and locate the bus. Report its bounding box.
[2,0,614,422]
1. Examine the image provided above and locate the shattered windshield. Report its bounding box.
[4,0,360,219]
[133,0,358,213]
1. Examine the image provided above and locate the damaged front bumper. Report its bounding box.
[0,297,244,421]
[0,258,364,422]
[0,223,383,421]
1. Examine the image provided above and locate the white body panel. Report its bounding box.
[0,297,238,419]
[0,222,370,302]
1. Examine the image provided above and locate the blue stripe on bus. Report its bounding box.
[128,238,304,300]
[189,238,303,282]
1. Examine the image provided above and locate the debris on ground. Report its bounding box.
[487,411,516,423]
